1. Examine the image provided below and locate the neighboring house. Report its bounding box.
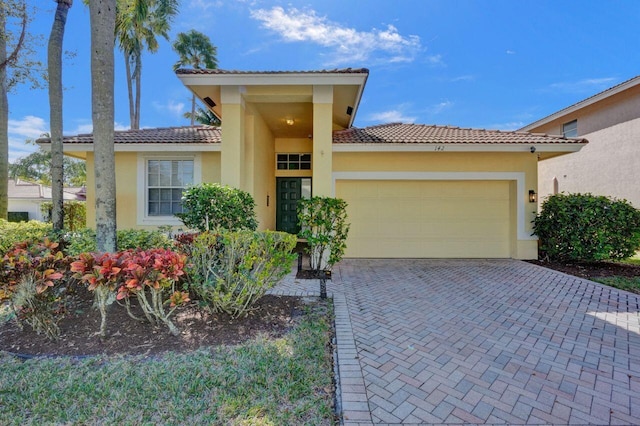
[8,179,86,221]
[520,76,640,208]
[39,68,586,259]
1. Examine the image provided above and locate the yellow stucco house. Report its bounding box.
[47,68,587,259]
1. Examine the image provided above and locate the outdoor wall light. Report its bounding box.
[529,190,537,203]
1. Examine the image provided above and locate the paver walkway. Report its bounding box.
[271,259,640,424]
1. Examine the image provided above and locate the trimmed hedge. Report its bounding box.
[0,220,52,256]
[533,193,640,262]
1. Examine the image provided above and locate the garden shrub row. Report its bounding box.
[1,229,295,339]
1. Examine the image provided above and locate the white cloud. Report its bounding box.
[548,77,617,94]
[368,109,417,124]
[425,54,445,67]
[187,0,222,12]
[8,115,49,139]
[482,121,525,131]
[153,99,185,118]
[506,50,516,55]
[67,121,129,135]
[250,7,422,65]
[428,100,453,114]
[9,136,39,163]
[450,75,475,82]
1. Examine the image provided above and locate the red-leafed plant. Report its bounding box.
[116,249,189,336]
[1,239,70,340]
[70,251,128,337]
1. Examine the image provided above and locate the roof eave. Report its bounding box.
[520,76,640,131]
[332,142,588,153]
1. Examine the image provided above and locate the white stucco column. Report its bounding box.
[220,85,245,189]
[313,85,333,196]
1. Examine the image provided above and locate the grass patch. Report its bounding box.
[592,276,640,294]
[619,257,640,266]
[0,302,335,425]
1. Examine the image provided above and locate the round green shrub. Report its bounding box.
[533,193,640,262]
[176,183,257,232]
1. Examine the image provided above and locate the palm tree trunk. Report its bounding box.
[0,8,8,221]
[48,0,72,232]
[89,0,117,253]
[134,53,141,129]
[190,94,195,126]
[125,51,135,130]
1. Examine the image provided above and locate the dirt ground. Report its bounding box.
[0,287,307,357]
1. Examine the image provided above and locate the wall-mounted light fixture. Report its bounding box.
[346,106,354,116]
[203,96,216,108]
[285,118,295,126]
[529,190,537,203]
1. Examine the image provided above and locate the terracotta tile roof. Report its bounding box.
[38,126,221,145]
[332,123,588,144]
[176,67,369,75]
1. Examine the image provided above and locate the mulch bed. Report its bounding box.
[0,287,306,357]
[528,259,640,285]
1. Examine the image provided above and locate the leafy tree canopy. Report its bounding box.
[9,143,86,187]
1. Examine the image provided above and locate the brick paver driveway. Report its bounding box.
[333,259,640,424]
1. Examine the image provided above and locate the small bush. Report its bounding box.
[533,193,640,262]
[115,249,189,336]
[187,230,296,317]
[2,239,70,340]
[41,201,86,231]
[298,197,350,272]
[64,228,174,256]
[0,220,52,257]
[176,183,258,232]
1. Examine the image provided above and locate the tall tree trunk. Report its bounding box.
[48,0,72,232]
[0,8,8,221]
[124,51,135,130]
[134,53,141,129]
[89,0,117,253]
[190,93,195,126]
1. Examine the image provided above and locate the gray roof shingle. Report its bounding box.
[332,123,588,144]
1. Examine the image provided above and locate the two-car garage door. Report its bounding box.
[336,180,512,258]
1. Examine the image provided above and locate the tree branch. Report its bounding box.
[0,6,27,70]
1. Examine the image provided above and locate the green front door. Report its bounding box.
[276,178,303,234]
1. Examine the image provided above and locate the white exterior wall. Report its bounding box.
[8,199,46,221]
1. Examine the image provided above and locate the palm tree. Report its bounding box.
[173,30,217,126]
[183,106,220,126]
[116,0,179,129]
[89,0,117,253]
[48,0,73,231]
[0,1,28,221]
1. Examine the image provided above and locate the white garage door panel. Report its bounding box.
[337,180,511,258]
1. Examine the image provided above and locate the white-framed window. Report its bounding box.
[562,119,578,137]
[137,154,202,226]
[147,159,193,216]
[276,153,312,170]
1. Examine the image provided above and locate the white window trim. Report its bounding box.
[137,153,202,226]
[332,171,536,241]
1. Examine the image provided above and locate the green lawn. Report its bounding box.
[0,304,335,425]
[592,276,640,294]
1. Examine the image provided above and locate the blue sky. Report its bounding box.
[7,0,640,161]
